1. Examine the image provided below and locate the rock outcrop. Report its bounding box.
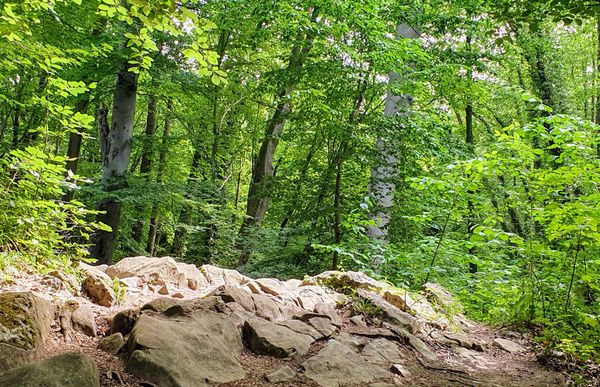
[0,352,99,387]
[0,292,54,372]
[126,298,245,386]
[0,256,565,387]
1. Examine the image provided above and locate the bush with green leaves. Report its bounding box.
[0,146,107,273]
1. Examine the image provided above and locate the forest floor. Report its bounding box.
[0,262,591,386]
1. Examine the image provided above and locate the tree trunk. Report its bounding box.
[132,94,158,244]
[170,147,203,257]
[63,98,91,202]
[90,64,138,265]
[366,23,418,240]
[596,19,600,155]
[146,100,171,256]
[237,9,318,266]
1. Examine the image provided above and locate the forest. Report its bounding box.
[1,0,599,370]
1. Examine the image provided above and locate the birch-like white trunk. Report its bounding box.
[367,24,418,240]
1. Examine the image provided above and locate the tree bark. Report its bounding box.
[366,23,418,240]
[236,9,318,266]
[90,63,138,265]
[146,100,171,256]
[132,94,158,244]
[63,98,91,202]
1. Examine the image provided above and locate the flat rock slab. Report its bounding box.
[361,338,404,366]
[0,352,99,387]
[244,317,313,358]
[266,365,297,383]
[127,310,245,386]
[301,340,391,387]
[277,319,323,340]
[0,292,54,372]
[492,338,525,353]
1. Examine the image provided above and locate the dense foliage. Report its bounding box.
[0,0,599,369]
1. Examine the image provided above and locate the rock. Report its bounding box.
[277,319,323,340]
[333,332,369,352]
[59,300,95,339]
[295,285,343,311]
[383,323,437,362]
[492,338,525,353]
[225,303,256,328]
[79,262,115,307]
[200,265,250,287]
[175,262,209,289]
[251,293,285,321]
[243,317,313,358]
[422,283,463,314]
[350,315,367,328]
[443,332,473,349]
[46,270,80,294]
[314,302,342,327]
[383,289,442,324]
[141,297,178,313]
[306,271,388,292]
[71,303,97,337]
[286,278,302,288]
[361,338,404,366]
[119,277,141,290]
[266,365,297,383]
[255,278,287,296]
[301,340,390,387]
[407,334,437,361]
[172,292,184,299]
[106,256,180,286]
[308,317,338,337]
[452,346,478,358]
[0,352,99,387]
[158,285,169,295]
[127,307,245,386]
[110,308,139,336]
[41,275,65,291]
[0,292,54,372]
[210,285,255,313]
[390,364,410,377]
[98,333,124,355]
[357,290,422,334]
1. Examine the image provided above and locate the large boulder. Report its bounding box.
[243,317,314,358]
[0,352,99,387]
[356,290,422,334]
[106,256,180,286]
[126,305,245,386]
[200,265,251,287]
[301,340,391,387]
[305,271,388,292]
[0,292,55,372]
[79,262,115,307]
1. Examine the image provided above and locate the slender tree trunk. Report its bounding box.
[90,63,138,265]
[146,100,171,256]
[132,94,158,244]
[596,19,600,155]
[331,144,344,270]
[237,9,318,266]
[63,98,91,202]
[170,147,202,256]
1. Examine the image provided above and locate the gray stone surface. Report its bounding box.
[0,352,99,387]
[301,340,391,387]
[243,317,313,358]
[0,292,54,372]
[127,307,245,386]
